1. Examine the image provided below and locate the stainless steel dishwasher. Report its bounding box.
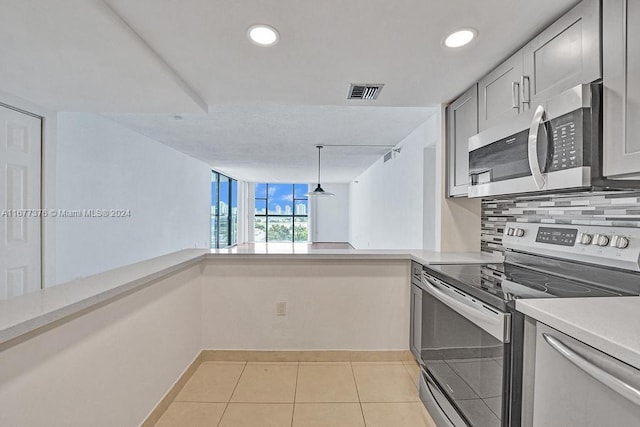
[522,322,640,426]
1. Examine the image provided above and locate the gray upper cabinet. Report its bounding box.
[522,0,601,108]
[447,84,478,197]
[446,0,602,195]
[478,54,523,132]
[477,0,600,133]
[603,0,640,178]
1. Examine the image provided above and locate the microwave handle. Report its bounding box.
[528,104,547,189]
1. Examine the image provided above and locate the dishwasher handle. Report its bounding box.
[543,333,640,407]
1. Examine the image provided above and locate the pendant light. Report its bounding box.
[306,145,335,197]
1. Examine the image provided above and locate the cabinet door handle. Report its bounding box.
[512,81,520,111]
[543,333,640,407]
[521,76,531,106]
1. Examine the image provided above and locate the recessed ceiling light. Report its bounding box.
[247,24,279,46]
[443,28,477,48]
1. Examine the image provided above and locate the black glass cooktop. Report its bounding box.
[425,259,640,311]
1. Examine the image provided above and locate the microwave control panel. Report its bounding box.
[548,110,586,172]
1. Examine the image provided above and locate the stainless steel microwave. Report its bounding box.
[467,82,639,198]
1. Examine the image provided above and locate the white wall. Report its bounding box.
[349,116,439,249]
[309,183,349,242]
[0,265,202,427]
[423,146,438,250]
[201,258,410,350]
[55,113,211,284]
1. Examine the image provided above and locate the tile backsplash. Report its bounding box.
[481,190,640,254]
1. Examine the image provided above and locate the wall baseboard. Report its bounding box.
[140,351,203,427]
[201,349,413,363]
[141,349,414,425]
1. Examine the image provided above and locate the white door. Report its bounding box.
[0,105,42,299]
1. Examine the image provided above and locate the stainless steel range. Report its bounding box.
[414,221,640,426]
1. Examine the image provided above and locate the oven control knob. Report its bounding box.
[515,228,525,237]
[611,236,630,249]
[506,227,515,236]
[593,234,610,247]
[580,233,593,245]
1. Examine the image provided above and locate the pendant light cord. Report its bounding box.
[306,145,334,196]
[317,146,322,185]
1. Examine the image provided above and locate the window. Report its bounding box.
[255,183,308,242]
[211,171,237,248]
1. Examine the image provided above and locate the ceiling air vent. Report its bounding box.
[383,151,393,163]
[348,84,384,100]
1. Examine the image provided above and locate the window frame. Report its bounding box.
[255,183,308,242]
[211,171,237,248]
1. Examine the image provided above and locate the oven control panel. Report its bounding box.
[535,227,578,246]
[503,222,640,272]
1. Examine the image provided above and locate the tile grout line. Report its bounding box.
[403,361,420,383]
[216,361,247,427]
[349,361,367,427]
[291,362,300,427]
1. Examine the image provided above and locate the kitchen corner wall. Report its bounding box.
[348,116,439,249]
[348,109,482,252]
[481,190,640,254]
[55,113,211,284]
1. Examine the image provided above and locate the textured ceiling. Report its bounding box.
[105,106,436,182]
[105,0,579,107]
[0,0,580,182]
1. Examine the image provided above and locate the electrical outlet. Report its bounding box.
[276,301,286,316]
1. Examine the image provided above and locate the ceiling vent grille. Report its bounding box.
[348,84,384,100]
[383,148,401,163]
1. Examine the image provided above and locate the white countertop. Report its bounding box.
[209,243,503,266]
[0,248,208,347]
[517,297,640,370]
[0,246,502,347]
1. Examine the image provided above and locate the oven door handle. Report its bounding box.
[543,333,640,407]
[421,275,509,343]
[528,104,547,189]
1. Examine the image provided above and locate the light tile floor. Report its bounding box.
[155,360,436,427]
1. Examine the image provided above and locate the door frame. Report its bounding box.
[0,90,57,288]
